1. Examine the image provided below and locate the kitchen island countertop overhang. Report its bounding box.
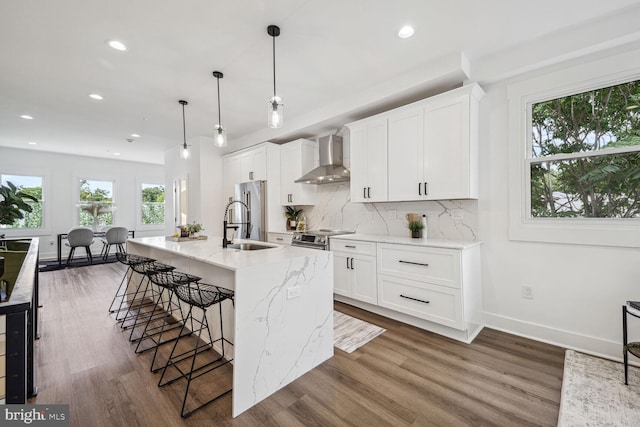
[126,236,334,418]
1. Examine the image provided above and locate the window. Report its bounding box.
[529,80,640,219]
[79,179,114,228]
[140,183,165,225]
[0,174,43,229]
[507,48,640,247]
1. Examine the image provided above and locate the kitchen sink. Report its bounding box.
[227,243,275,251]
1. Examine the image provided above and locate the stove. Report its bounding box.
[291,229,355,250]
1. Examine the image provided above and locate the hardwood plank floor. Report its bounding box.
[29,263,565,426]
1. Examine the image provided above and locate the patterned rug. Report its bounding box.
[333,311,385,353]
[558,349,640,426]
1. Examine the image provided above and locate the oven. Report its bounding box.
[291,229,354,250]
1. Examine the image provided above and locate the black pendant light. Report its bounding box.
[179,100,190,160]
[212,71,227,147]
[267,25,283,128]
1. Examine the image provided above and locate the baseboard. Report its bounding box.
[484,311,627,363]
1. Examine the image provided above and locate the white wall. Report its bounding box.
[478,47,640,361]
[0,147,164,260]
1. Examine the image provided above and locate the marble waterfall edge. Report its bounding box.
[232,251,334,416]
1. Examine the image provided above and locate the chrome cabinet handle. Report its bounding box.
[276,238,283,241]
[398,260,429,267]
[400,294,430,304]
[345,245,356,248]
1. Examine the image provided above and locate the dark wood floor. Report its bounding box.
[30,263,565,426]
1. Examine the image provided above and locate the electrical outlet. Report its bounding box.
[287,286,301,299]
[522,285,534,299]
[388,209,397,220]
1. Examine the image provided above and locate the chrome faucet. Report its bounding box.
[223,199,249,248]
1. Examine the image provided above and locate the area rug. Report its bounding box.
[333,311,385,354]
[558,349,640,426]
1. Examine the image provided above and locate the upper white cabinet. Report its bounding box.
[222,144,268,203]
[280,139,316,206]
[347,83,484,203]
[348,117,388,202]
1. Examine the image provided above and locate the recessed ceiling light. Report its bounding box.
[398,25,415,39]
[130,133,140,138]
[28,141,37,145]
[20,114,34,120]
[108,40,127,51]
[114,152,121,156]
[89,94,104,100]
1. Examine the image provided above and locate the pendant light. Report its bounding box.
[179,100,191,160]
[212,71,227,147]
[267,25,283,128]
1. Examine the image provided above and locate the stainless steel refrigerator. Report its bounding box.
[230,180,267,241]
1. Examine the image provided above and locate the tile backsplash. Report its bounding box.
[297,183,478,241]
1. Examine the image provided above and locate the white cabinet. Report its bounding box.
[222,145,268,203]
[347,83,483,203]
[267,232,291,245]
[280,139,316,206]
[348,117,388,202]
[332,239,377,305]
[377,243,471,331]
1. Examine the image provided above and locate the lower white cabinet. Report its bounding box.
[332,239,377,305]
[331,236,482,342]
[267,232,291,245]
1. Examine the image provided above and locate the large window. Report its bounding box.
[0,174,43,229]
[141,183,165,225]
[79,179,114,228]
[529,80,640,219]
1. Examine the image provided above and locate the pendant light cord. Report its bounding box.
[182,102,187,147]
[217,76,222,125]
[272,34,277,98]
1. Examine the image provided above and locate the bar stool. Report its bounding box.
[157,281,235,418]
[120,260,176,331]
[133,270,201,372]
[109,252,155,318]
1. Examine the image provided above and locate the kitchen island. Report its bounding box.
[126,236,334,417]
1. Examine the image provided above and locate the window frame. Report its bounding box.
[75,176,116,228]
[507,49,640,248]
[0,171,50,237]
[136,179,166,231]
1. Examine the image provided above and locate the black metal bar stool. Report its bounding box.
[120,260,175,332]
[157,281,235,418]
[109,252,155,319]
[133,270,201,372]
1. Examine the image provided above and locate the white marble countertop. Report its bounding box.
[329,233,482,249]
[128,235,321,271]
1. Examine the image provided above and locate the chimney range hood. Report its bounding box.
[295,135,350,184]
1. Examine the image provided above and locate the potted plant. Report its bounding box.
[0,181,38,236]
[285,206,302,231]
[186,222,203,238]
[407,219,424,238]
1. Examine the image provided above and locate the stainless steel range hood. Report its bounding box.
[295,135,350,184]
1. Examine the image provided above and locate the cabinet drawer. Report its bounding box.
[330,239,375,256]
[378,275,464,330]
[268,232,291,245]
[377,244,460,288]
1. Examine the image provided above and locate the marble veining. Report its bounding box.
[288,183,478,241]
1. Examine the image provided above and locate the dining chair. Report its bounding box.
[100,226,128,260]
[65,227,95,266]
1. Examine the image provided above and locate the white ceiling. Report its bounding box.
[1,0,640,164]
